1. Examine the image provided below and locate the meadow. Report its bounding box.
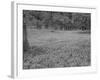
[23,29,91,69]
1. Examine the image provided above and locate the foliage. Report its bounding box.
[23,10,91,30]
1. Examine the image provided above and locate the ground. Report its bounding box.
[23,29,91,69]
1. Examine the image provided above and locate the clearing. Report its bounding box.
[23,29,91,69]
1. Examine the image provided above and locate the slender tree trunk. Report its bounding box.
[23,23,29,52]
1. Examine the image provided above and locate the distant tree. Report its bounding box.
[72,13,91,30]
[23,10,91,31]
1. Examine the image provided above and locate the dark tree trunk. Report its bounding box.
[23,23,29,52]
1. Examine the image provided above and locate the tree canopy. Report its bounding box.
[23,10,91,30]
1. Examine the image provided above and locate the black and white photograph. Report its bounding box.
[23,10,91,69]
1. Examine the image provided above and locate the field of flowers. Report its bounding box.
[23,29,91,69]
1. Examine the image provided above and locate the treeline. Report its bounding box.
[23,10,91,30]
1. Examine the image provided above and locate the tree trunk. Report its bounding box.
[23,23,29,52]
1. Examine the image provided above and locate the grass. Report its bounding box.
[23,29,91,69]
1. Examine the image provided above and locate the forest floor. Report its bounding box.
[23,29,91,69]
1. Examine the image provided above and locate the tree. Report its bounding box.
[23,10,30,52]
[23,10,91,31]
[72,13,91,30]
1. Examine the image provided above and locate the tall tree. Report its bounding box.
[23,10,30,52]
